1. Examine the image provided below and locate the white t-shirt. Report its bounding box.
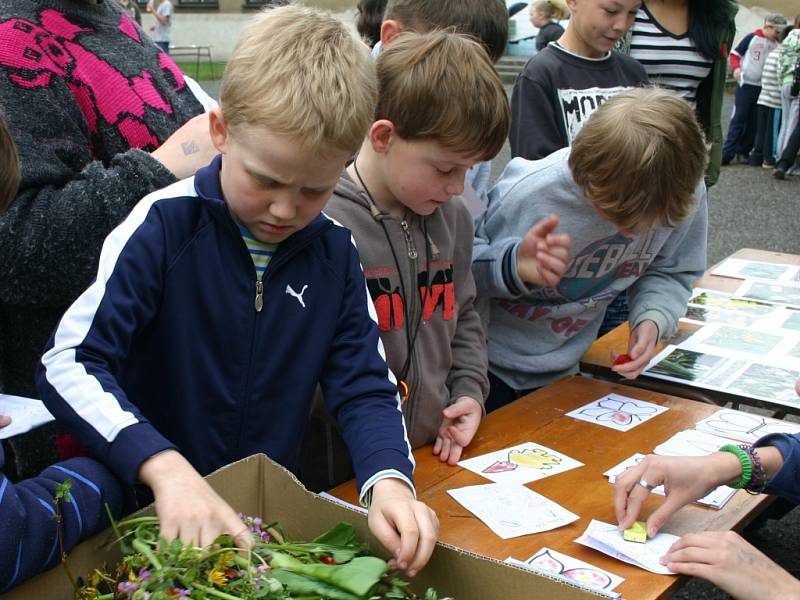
[153,1,173,43]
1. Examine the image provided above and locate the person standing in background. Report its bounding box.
[148,0,173,54]
[529,0,567,52]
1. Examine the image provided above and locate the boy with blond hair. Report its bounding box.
[301,31,511,491]
[474,87,708,407]
[35,5,437,577]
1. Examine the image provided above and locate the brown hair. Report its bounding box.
[532,0,568,21]
[0,112,20,212]
[569,88,708,232]
[376,31,510,161]
[383,0,508,63]
[220,4,376,157]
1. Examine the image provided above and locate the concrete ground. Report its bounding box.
[198,80,799,598]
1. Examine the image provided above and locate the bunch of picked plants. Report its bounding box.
[74,513,452,600]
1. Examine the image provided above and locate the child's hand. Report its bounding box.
[368,478,439,577]
[516,214,571,287]
[433,396,482,465]
[0,415,10,428]
[612,319,659,379]
[139,450,254,549]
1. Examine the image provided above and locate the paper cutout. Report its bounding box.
[506,548,625,593]
[447,483,579,539]
[0,394,55,440]
[695,409,800,444]
[566,394,668,432]
[575,519,677,575]
[458,442,584,485]
[653,429,737,457]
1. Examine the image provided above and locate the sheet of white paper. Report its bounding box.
[710,258,800,283]
[507,547,625,592]
[0,394,55,439]
[447,483,579,539]
[566,394,668,432]
[653,429,738,457]
[575,519,677,575]
[695,409,800,444]
[458,441,584,485]
[735,279,800,310]
[688,288,777,315]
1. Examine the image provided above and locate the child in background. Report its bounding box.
[356,0,388,48]
[509,0,647,161]
[530,0,567,52]
[751,26,793,168]
[0,113,127,592]
[301,31,510,491]
[774,54,800,180]
[777,28,800,160]
[721,13,786,165]
[36,5,437,577]
[474,88,708,410]
[375,0,508,203]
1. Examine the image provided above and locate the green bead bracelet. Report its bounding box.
[719,444,753,489]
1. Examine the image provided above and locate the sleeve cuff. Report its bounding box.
[358,470,416,508]
[503,243,544,298]
[631,310,667,340]
[105,422,176,485]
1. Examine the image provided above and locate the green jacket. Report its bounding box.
[617,6,736,187]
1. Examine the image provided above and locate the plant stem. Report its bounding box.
[132,538,163,570]
[186,580,244,600]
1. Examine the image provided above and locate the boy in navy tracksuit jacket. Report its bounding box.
[35,6,437,577]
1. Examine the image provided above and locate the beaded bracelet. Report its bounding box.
[739,444,769,494]
[719,444,753,489]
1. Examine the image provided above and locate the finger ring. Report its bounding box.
[638,478,655,492]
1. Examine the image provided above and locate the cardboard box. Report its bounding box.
[5,454,605,599]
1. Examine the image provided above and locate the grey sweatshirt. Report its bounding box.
[473,148,708,390]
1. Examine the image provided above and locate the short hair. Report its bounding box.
[383,0,508,63]
[0,112,20,213]
[376,31,510,161]
[568,88,708,232]
[532,0,568,21]
[220,4,376,157]
[356,0,388,47]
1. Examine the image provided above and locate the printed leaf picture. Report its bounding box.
[782,311,800,332]
[702,326,783,356]
[738,281,800,308]
[682,306,759,328]
[646,348,724,382]
[689,290,774,315]
[725,363,800,405]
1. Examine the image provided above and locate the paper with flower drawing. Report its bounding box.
[575,520,677,575]
[457,442,584,485]
[506,548,625,593]
[603,452,736,509]
[695,409,800,444]
[566,394,668,432]
[447,483,579,539]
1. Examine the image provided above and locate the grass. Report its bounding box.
[175,61,226,81]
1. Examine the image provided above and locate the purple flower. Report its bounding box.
[138,569,151,583]
[117,580,139,594]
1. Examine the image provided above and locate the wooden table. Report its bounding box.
[580,248,800,413]
[330,376,771,600]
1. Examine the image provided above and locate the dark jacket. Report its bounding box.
[36,157,415,497]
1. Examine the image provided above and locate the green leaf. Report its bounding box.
[271,569,361,600]
[271,556,387,597]
[312,522,357,546]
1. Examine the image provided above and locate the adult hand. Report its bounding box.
[151,113,219,181]
[368,478,439,577]
[0,415,10,428]
[661,531,800,599]
[433,396,482,465]
[612,319,659,379]
[615,453,741,537]
[138,450,254,549]
[516,214,572,287]
[733,67,742,83]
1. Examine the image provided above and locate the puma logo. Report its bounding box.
[285,284,308,308]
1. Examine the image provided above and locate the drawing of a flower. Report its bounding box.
[580,398,658,426]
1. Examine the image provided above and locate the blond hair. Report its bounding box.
[532,0,568,20]
[220,4,376,157]
[384,0,508,62]
[569,88,708,232]
[376,31,510,161]
[0,111,20,212]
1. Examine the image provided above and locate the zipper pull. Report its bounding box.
[399,220,418,260]
[254,280,263,312]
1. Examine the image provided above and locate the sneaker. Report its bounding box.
[788,165,800,177]
[762,161,775,169]
[737,154,750,164]
[773,167,786,180]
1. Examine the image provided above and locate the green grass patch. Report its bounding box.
[175,61,226,81]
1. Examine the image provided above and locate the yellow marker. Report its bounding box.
[623,521,648,543]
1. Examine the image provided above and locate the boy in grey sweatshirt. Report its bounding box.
[474,87,709,409]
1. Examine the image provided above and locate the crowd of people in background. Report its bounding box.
[0,0,799,598]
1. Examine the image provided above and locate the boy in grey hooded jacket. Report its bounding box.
[474,88,709,408]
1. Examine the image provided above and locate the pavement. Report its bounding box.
[198,81,799,598]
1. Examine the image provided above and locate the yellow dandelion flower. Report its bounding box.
[208,568,228,588]
[127,570,138,583]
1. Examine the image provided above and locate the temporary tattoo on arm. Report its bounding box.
[181,140,199,156]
